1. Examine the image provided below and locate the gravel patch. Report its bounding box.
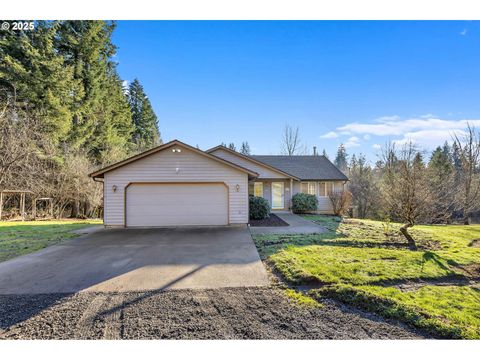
[0,287,426,339]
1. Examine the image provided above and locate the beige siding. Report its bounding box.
[250,180,292,210]
[104,145,248,226]
[292,180,344,214]
[211,148,287,179]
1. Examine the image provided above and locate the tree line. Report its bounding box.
[277,123,479,248]
[334,126,480,248]
[0,21,160,218]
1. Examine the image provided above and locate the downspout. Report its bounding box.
[290,178,293,213]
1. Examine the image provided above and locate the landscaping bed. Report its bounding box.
[252,215,480,339]
[249,213,289,227]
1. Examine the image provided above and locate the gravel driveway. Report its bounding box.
[0,287,427,339]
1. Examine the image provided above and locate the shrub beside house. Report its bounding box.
[291,193,318,214]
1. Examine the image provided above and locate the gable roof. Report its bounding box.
[206,145,300,180]
[249,155,348,181]
[89,140,259,178]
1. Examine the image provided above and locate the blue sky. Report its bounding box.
[113,21,480,162]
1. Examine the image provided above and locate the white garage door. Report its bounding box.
[126,183,228,227]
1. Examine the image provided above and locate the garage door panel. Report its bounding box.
[126,183,228,227]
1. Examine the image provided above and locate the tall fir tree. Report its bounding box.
[240,141,251,155]
[228,143,236,151]
[0,20,74,144]
[334,144,349,172]
[127,78,161,150]
[322,149,329,159]
[56,20,119,154]
[348,153,378,218]
[91,69,133,163]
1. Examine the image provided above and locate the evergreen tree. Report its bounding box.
[348,154,378,218]
[322,149,329,159]
[334,144,349,172]
[428,144,454,222]
[240,141,251,155]
[220,142,227,147]
[127,79,161,150]
[0,21,74,143]
[91,69,134,163]
[56,20,119,154]
[228,143,236,151]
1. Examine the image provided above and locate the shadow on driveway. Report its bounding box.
[0,226,268,329]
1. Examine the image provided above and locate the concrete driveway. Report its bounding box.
[0,226,269,294]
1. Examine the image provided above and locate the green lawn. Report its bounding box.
[253,216,480,339]
[0,219,103,262]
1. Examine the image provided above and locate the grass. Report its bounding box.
[284,289,323,308]
[312,284,480,339]
[252,215,480,339]
[0,219,103,262]
[271,245,457,285]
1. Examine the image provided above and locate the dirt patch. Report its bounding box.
[453,263,480,279]
[469,239,480,248]
[0,287,426,339]
[342,219,364,225]
[249,214,289,227]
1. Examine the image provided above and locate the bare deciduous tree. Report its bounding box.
[452,124,480,225]
[329,189,352,216]
[380,142,432,250]
[280,124,306,155]
[0,84,103,220]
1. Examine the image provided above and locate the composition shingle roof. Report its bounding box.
[249,155,348,181]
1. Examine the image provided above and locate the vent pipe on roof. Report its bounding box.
[313,146,317,156]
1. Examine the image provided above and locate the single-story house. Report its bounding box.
[89,140,348,228]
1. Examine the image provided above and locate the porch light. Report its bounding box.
[235,184,240,192]
[112,185,117,193]
[172,148,182,153]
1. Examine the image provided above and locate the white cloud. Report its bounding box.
[345,136,361,148]
[338,118,480,136]
[393,129,469,148]
[334,117,480,149]
[460,29,467,36]
[320,131,339,139]
[375,115,400,122]
[372,144,382,150]
[419,113,436,119]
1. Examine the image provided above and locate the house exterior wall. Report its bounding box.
[292,180,345,214]
[103,145,248,226]
[249,179,292,210]
[211,148,287,179]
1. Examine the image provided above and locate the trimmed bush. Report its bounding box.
[249,195,270,220]
[291,193,318,214]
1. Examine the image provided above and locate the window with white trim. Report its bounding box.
[326,182,334,196]
[301,182,316,195]
[254,182,263,197]
[318,182,326,196]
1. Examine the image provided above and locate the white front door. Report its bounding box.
[272,182,284,209]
